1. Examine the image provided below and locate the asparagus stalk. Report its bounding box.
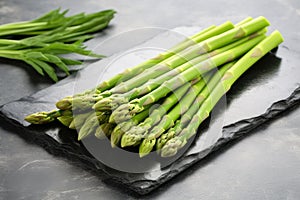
[138,61,235,157]
[110,34,266,124]
[56,91,101,111]
[160,30,284,157]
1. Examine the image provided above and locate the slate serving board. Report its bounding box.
[0,27,300,195]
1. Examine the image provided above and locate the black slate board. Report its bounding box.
[0,27,300,195]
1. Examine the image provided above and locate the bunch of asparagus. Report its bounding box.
[0,9,115,81]
[25,16,284,157]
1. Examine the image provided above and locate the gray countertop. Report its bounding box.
[0,0,300,199]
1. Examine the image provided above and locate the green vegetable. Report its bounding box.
[0,9,115,81]
[25,109,63,124]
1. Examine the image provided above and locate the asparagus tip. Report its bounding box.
[56,97,72,110]
[110,102,143,123]
[24,111,56,124]
[139,138,156,158]
[110,125,122,147]
[120,131,141,147]
[156,130,175,151]
[93,97,113,111]
[160,137,186,157]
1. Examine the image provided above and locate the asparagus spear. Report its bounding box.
[110,34,266,124]
[25,109,63,124]
[160,30,284,157]
[77,114,98,140]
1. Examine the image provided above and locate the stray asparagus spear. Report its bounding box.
[25,109,63,124]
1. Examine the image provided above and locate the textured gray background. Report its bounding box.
[0,0,300,199]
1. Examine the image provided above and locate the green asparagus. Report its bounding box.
[24,17,284,159]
